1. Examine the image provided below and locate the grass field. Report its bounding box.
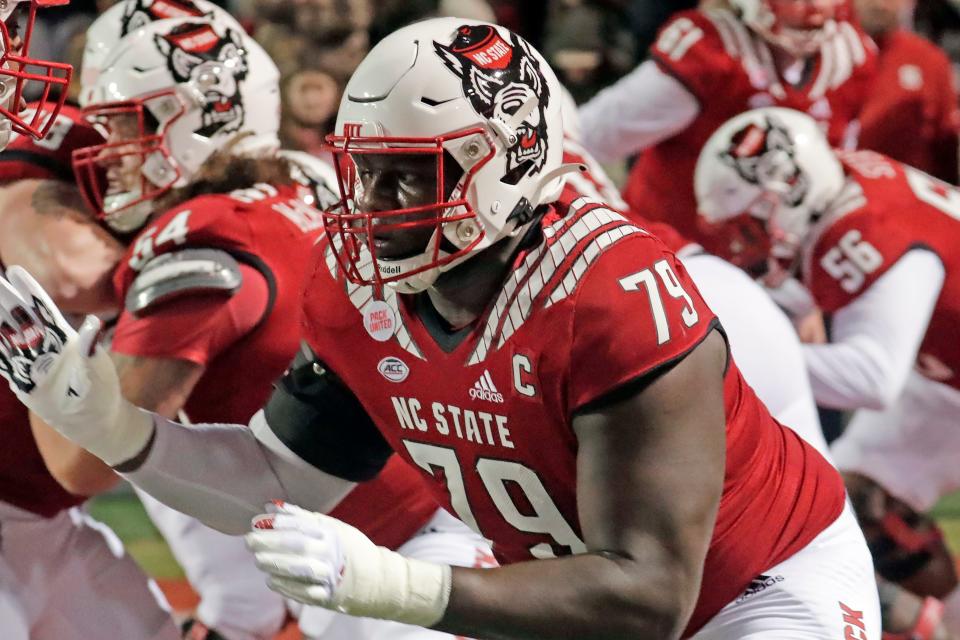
[89,487,960,584]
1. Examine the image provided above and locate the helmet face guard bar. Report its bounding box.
[322,126,494,288]
[0,3,72,139]
[72,91,185,224]
[698,199,803,283]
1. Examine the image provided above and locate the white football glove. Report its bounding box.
[0,266,153,466]
[245,501,452,627]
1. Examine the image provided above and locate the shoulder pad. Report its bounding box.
[126,248,242,316]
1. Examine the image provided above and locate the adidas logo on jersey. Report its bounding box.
[735,574,784,603]
[469,370,504,403]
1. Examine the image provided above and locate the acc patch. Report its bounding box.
[378,356,409,383]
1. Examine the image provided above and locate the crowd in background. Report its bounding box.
[24,0,960,180]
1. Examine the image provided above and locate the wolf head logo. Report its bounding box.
[155,22,248,138]
[721,115,809,207]
[434,25,551,184]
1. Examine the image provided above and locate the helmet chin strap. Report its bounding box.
[531,162,586,206]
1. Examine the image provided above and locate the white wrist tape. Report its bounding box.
[326,515,452,626]
[248,504,453,627]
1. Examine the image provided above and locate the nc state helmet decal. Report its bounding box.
[434,25,551,181]
[122,0,209,36]
[155,22,248,139]
[720,115,809,207]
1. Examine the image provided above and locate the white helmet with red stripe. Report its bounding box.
[0,0,73,149]
[79,0,243,108]
[323,17,567,293]
[730,0,842,57]
[694,107,844,280]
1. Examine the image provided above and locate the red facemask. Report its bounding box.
[321,127,491,288]
[0,0,73,140]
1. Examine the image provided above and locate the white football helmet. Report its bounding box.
[79,0,244,108]
[72,16,281,233]
[730,0,842,57]
[694,107,844,280]
[0,0,73,149]
[323,18,567,293]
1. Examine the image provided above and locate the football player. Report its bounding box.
[561,97,830,458]
[695,105,960,638]
[578,0,875,242]
[52,12,494,640]
[0,3,179,638]
[72,4,293,638]
[1,18,879,639]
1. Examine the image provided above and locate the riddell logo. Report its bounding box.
[378,357,409,383]
[469,370,503,403]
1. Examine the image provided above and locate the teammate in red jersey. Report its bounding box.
[0,94,180,640]
[855,0,959,183]
[0,103,120,314]
[562,96,831,459]
[695,105,960,638]
[58,12,493,640]
[578,0,875,242]
[0,18,879,640]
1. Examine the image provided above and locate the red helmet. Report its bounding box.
[0,0,73,149]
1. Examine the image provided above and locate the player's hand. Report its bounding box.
[0,265,153,466]
[246,501,451,627]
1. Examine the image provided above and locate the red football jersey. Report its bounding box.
[560,144,698,254]
[858,30,960,184]
[0,103,103,184]
[111,183,440,550]
[0,384,86,517]
[302,195,845,636]
[805,149,960,391]
[0,107,105,517]
[624,9,876,240]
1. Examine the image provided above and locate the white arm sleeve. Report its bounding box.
[804,249,946,411]
[122,410,356,535]
[683,254,830,459]
[577,59,701,164]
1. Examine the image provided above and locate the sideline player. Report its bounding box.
[0,2,179,635]
[695,105,960,637]
[59,13,493,640]
[1,18,879,639]
[579,0,875,241]
[854,0,960,183]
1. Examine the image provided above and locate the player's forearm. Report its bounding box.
[805,250,945,410]
[120,412,354,535]
[578,59,700,164]
[804,336,902,410]
[436,553,692,640]
[30,412,120,496]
